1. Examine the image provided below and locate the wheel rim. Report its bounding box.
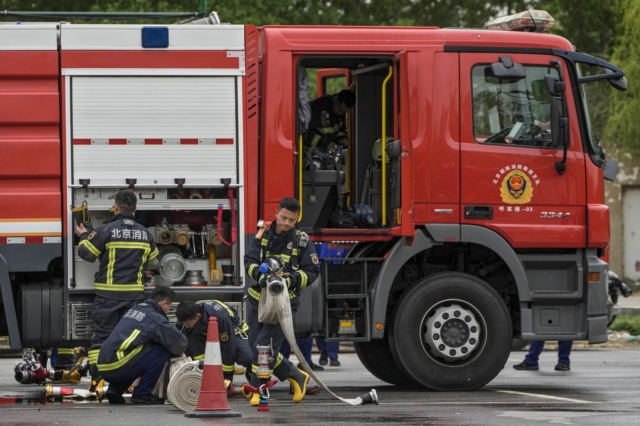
[421,299,487,366]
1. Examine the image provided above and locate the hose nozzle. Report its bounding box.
[357,389,378,405]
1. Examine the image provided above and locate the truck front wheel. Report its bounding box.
[390,272,511,391]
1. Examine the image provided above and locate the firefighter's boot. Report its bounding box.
[250,392,260,406]
[286,367,309,403]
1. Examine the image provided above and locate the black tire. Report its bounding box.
[511,338,528,352]
[354,334,418,386]
[390,272,512,391]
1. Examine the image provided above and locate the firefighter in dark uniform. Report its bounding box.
[98,286,187,404]
[175,300,252,388]
[304,89,355,151]
[75,190,159,392]
[244,197,320,405]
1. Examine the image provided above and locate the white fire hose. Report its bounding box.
[166,362,203,412]
[259,274,378,406]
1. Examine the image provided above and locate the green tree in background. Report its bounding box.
[603,0,639,152]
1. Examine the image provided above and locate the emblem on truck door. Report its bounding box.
[493,164,539,204]
[500,171,533,204]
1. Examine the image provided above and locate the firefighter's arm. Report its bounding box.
[287,238,320,292]
[77,227,106,263]
[144,234,160,270]
[244,238,263,283]
[153,319,188,356]
[219,316,237,380]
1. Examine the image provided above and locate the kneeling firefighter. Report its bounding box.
[97,286,187,404]
[244,197,320,406]
[176,300,252,392]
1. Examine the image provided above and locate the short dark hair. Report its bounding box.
[151,286,176,303]
[176,301,200,323]
[278,197,300,214]
[115,190,137,213]
[336,90,356,108]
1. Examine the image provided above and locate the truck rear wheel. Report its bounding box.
[353,334,418,386]
[390,272,511,391]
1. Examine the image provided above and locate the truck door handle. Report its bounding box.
[464,206,493,220]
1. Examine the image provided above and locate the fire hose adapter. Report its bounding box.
[357,389,379,405]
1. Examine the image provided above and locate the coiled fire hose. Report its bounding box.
[259,274,378,406]
[167,362,202,412]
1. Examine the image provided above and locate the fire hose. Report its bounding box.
[166,363,202,412]
[259,274,378,406]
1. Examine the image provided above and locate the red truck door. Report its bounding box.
[459,53,586,248]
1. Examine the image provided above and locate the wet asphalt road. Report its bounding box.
[1,347,640,425]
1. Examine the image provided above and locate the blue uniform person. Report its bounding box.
[97,286,187,404]
[513,341,573,371]
[244,197,320,405]
[176,300,252,387]
[76,190,160,392]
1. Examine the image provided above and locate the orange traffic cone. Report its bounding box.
[184,317,241,418]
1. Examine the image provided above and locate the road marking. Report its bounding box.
[494,389,593,404]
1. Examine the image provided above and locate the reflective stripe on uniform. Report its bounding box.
[117,329,140,360]
[148,247,159,261]
[222,364,235,373]
[248,287,261,301]
[57,348,75,355]
[105,242,153,285]
[88,349,100,365]
[193,354,205,361]
[260,238,268,246]
[79,239,101,257]
[94,282,145,292]
[97,344,143,372]
[248,264,258,279]
[298,270,309,287]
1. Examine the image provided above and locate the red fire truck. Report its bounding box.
[0,10,626,390]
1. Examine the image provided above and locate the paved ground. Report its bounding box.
[2,346,640,425]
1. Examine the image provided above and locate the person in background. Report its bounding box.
[513,341,573,371]
[317,335,340,367]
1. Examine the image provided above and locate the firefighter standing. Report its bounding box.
[97,286,187,404]
[76,190,160,392]
[244,197,320,405]
[304,89,355,151]
[175,300,252,387]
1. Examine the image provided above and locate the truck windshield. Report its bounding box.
[472,65,560,148]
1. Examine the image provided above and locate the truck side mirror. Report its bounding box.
[549,98,567,149]
[605,68,628,91]
[603,160,619,182]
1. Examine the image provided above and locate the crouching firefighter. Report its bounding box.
[75,189,160,393]
[176,300,252,392]
[244,197,320,406]
[97,286,187,404]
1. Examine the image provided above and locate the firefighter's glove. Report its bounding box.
[258,274,267,289]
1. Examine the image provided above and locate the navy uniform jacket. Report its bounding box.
[244,222,320,306]
[304,94,348,150]
[97,298,187,375]
[78,212,159,300]
[176,300,249,379]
